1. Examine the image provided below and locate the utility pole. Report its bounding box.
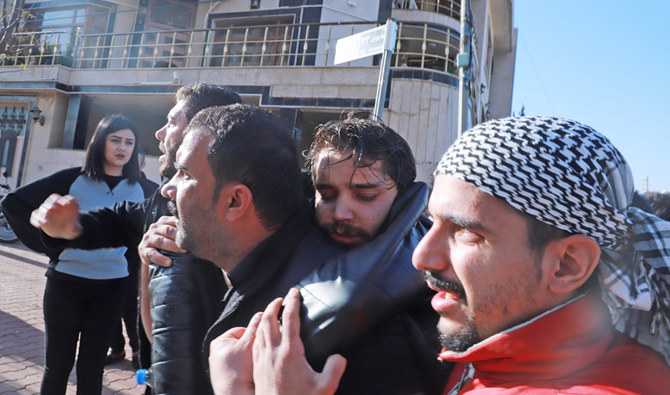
[457,0,471,137]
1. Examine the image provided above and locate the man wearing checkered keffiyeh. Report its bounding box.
[417,116,670,394]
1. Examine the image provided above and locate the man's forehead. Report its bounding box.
[169,100,187,119]
[177,129,209,160]
[315,149,391,186]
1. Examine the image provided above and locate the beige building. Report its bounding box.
[0,0,515,188]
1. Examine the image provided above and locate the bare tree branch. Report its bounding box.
[0,0,28,55]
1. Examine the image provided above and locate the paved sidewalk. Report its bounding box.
[0,241,145,394]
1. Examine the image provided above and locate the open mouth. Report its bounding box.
[431,290,462,313]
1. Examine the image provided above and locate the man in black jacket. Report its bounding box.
[150,110,445,394]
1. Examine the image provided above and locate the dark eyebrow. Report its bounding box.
[174,162,187,172]
[431,212,490,234]
[315,182,382,190]
[314,183,332,190]
[109,134,133,141]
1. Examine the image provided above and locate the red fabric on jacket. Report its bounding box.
[438,292,670,394]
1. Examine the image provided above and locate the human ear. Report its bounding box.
[545,234,601,295]
[220,183,252,222]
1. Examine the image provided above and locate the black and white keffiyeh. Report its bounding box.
[435,116,670,364]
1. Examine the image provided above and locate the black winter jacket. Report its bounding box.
[202,183,448,395]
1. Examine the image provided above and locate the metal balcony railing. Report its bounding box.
[393,0,461,19]
[0,21,463,76]
[0,30,75,67]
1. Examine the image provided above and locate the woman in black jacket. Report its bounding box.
[1,115,155,395]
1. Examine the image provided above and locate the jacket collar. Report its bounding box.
[438,291,616,382]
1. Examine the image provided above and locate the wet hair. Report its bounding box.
[305,112,416,191]
[83,114,140,184]
[176,83,243,121]
[186,104,302,230]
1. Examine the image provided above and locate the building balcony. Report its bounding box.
[0,20,462,77]
[393,0,461,19]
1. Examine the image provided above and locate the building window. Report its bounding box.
[27,5,110,66]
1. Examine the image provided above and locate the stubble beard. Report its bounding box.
[425,271,482,352]
[438,317,482,353]
[159,143,177,179]
[175,221,195,254]
[159,157,177,179]
[167,200,191,252]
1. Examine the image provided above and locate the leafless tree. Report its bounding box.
[0,0,31,55]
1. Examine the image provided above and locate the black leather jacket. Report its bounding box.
[149,255,225,395]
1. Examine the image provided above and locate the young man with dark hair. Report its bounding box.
[155,84,242,180]
[239,116,670,394]
[160,104,306,270]
[304,113,417,247]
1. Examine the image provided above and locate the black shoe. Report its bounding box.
[132,351,140,370]
[105,350,126,365]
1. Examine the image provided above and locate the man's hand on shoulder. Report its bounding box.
[253,288,347,395]
[30,194,82,240]
[138,215,186,267]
